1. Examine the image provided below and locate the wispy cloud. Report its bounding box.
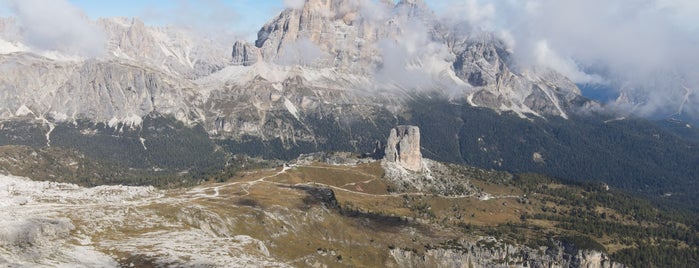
[140,0,241,42]
[272,0,698,118]
[3,0,696,119]
[5,0,105,57]
[375,17,453,89]
[276,37,327,66]
[434,0,699,119]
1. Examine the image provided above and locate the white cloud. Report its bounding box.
[276,37,327,66]
[496,30,515,52]
[533,40,604,84]
[375,18,453,89]
[437,0,699,119]
[141,0,240,43]
[655,0,699,29]
[6,0,105,57]
[434,0,496,31]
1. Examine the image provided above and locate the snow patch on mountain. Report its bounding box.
[283,97,301,121]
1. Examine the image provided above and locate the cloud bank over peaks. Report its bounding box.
[5,0,106,57]
[532,40,604,84]
[435,0,699,119]
[434,0,496,32]
[375,17,454,89]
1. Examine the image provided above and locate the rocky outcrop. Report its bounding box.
[253,0,432,72]
[384,125,422,171]
[231,40,260,66]
[0,54,198,125]
[0,218,78,262]
[382,158,480,196]
[390,238,625,268]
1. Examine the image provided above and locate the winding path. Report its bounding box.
[186,163,520,201]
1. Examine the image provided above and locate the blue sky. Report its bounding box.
[60,0,448,40]
[0,0,303,40]
[67,0,284,22]
[54,0,451,41]
[0,0,440,42]
[65,0,290,40]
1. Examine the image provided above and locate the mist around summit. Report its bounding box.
[0,0,698,267]
[2,0,697,120]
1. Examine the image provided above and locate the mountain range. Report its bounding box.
[0,0,589,127]
[1,0,697,206]
[1,0,699,267]
[2,0,699,193]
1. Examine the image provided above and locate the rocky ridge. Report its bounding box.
[192,0,593,148]
[98,17,230,78]
[391,239,625,268]
[0,17,227,127]
[0,0,590,142]
[232,0,585,118]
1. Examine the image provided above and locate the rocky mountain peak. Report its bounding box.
[251,0,376,71]
[302,0,344,11]
[228,0,586,118]
[231,40,260,66]
[97,17,230,78]
[385,125,423,172]
[1,0,589,134]
[112,18,155,59]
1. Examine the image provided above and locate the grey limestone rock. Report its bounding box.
[231,40,260,66]
[0,0,597,138]
[390,238,626,268]
[384,125,422,171]
[250,0,587,117]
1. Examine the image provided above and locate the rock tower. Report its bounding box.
[384,125,423,171]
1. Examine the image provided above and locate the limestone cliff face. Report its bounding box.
[0,53,198,125]
[0,17,223,126]
[448,33,584,118]
[232,0,588,118]
[250,0,396,72]
[231,40,260,66]
[1,0,593,137]
[385,125,422,171]
[390,239,626,268]
[98,17,230,78]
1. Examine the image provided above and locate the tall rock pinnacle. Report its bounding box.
[385,125,423,171]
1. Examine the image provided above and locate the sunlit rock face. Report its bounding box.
[231,40,260,66]
[241,0,585,118]
[384,125,422,172]
[0,0,590,133]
